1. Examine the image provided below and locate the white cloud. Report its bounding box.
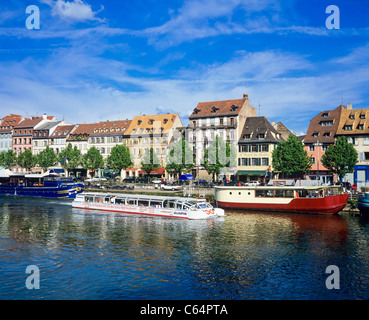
[50,0,104,23]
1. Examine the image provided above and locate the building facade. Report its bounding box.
[0,114,23,152]
[187,94,257,179]
[124,114,183,172]
[335,104,369,189]
[237,117,283,182]
[304,105,346,184]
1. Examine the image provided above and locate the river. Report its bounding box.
[1,195,369,300]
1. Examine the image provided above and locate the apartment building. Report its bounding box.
[124,113,183,170]
[335,104,369,188]
[0,114,24,152]
[237,116,283,182]
[304,105,346,184]
[33,120,68,155]
[12,114,56,155]
[187,94,256,179]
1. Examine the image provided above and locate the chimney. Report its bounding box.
[272,121,276,126]
[42,113,47,119]
[243,93,248,99]
[347,103,352,110]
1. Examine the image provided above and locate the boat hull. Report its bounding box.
[0,185,81,198]
[72,202,218,220]
[357,193,369,215]
[216,195,349,215]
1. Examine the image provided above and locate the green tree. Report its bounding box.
[16,149,37,171]
[0,150,17,169]
[81,146,104,178]
[203,136,236,181]
[166,137,194,180]
[272,134,313,178]
[37,146,57,172]
[57,143,81,170]
[321,136,358,181]
[141,147,160,178]
[106,144,133,176]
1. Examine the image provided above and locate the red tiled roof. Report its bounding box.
[71,120,132,136]
[0,114,23,132]
[189,98,247,119]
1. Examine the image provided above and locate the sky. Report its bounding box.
[0,0,369,135]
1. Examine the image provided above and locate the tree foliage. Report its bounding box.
[16,149,37,171]
[81,146,104,175]
[321,136,358,180]
[106,144,132,174]
[203,136,237,181]
[0,150,17,169]
[166,137,194,179]
[272,134,313,178]
[37,146,57,172]
[57,143,81,170]
[141,147,160,177]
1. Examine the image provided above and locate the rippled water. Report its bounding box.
[1,195,369,300]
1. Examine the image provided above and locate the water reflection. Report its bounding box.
[0,196,368,300]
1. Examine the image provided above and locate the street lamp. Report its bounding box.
[314,140,323,185]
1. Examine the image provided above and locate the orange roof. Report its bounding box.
[71,120,132,136]
[0,114,23,132]
[125,114,179,136]
[336,108,369,135]
[189,98,247,119]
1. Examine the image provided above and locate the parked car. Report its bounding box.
[161,184,182,191]
[245,181,260,187]
[123,177,136,183]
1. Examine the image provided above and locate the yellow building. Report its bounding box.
[124,113,183,170]
[237,117,284,182]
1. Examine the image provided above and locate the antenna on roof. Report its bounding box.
[258,101,261,116]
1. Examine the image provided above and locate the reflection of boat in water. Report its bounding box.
[357,192,369,215]
[0,173,84,199]
[215,185,349,215]
[72,192,225,220]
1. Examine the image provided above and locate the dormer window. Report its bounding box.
[211,106,219,114]
[349,114,355,120]
[312,133,319,138]
[193,108,200,115]
[149,119,154,125]
[137,120,142,125]
[344,125,353,131]
[163,118,168,124]
[322,112,329,118]
[230,105,238,112]
[243,134,250,140]
[358,124,364,130]
[323,132,331,137]
[257,134,265,139]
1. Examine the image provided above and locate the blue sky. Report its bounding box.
[0,0,369,135]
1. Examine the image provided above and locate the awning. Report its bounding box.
[237,170,266,176]
[140,168,165,175]
[179,174,194,180]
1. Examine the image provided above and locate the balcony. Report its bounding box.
[189,120,238,129]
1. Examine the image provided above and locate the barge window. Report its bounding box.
[168,200,176,208]
[138,200,149,207]
[150,201,163,208]
[127,199,137,205]
[115,198,124,205]
[275,190,284,197]
[285,190,294,198]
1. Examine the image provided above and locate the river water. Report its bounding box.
[0,195,369,300]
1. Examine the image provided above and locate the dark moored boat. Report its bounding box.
[0,173,84,199]
[357,192,369,215]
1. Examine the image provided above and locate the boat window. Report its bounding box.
[176,202,183,210]
[127,199,137,205]
[256,190,265,197]
[167,200,176,208]
[285,190,294,198]
[197,203,208,209]
[95,196,103,202]
[138,200,149,207]
[115,198,124,205]
[275,190,284,197]
[150,201,163,208]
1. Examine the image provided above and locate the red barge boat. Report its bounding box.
[214,185,349,215]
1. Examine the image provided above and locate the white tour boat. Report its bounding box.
[72,192,225,220]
